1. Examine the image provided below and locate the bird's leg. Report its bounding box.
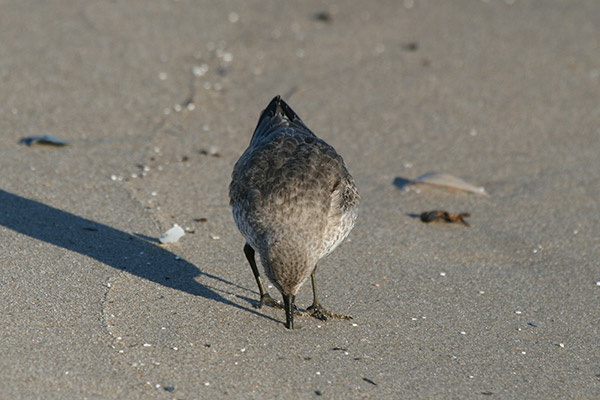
[243,243,281,308]
[307,267,352,321]
[283,293,296,329]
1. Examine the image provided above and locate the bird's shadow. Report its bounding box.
[0,189,279,324]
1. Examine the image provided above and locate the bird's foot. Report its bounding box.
[259,294,303,315]
[259,293,282,309]
[307,302,352,321]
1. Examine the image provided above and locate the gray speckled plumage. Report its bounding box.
[229,96,359,329]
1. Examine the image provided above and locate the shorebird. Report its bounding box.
[229,96,359,329]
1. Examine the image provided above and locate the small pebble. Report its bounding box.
[222,52,233,63]
[228,12,239,23]
[193,64,209,77]
[313,11,332,23]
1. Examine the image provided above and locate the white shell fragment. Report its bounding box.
[410,172,490,196]
[159,225,185,244]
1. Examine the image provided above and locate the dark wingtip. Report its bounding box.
[251,95,313,142]
[261,95,299,123]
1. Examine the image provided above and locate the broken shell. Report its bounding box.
[159,225,185,244]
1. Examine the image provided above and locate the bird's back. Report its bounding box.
[229,97,359,291]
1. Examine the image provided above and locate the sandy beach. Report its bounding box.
[1,0,599,398]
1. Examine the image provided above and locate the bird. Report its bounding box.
[229,95,359,329]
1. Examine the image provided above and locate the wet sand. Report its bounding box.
[1,1,599,398]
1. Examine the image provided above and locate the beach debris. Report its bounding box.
[409,172,489,196]
[198,147,221,157]
[313,11,332,23]
[19,135,69,147]
[159,225,185,244]
[362,377,377,386]
[228,12,239,23]
[420,210,470,226]
[401,41,419,51]
[331,347,348,352]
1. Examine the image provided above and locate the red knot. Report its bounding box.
[230,96,359,329]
